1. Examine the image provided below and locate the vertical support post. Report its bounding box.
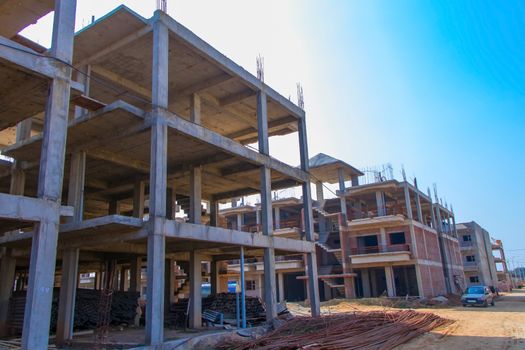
[278,273,285,302]
[240,246,246,329]
[351,175,359,187]
[210,260,218,295]
[0,249,16,337]
[298,115,320,316]
[56,249,79,345]
[361,269,371,297]
[209,200,218,227]
[129,257,142,293]
[338,168,347,221]
[384,266,396,297]
[22,1,77,348]
[189,251,202,328]
[315,181,327,240]
[190,93,201,124]
[133,181,145,219]
[375,191,385,216]
[415,191,423,223]
[257,90,278,320]
[189,167,202,224]
[236,213,242,231]
[145,15,168,347]
[164,259,175,313]
[274,207,280,229]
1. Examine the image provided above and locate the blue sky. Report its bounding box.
[21,1,525,266]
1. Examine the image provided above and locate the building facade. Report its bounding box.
[457,222,499,288]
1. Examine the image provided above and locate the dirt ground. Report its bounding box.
[288,289,525,350]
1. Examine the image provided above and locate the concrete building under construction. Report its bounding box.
[219,154,466,301]
[0,2,321,348]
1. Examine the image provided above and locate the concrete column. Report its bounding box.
[56,249,79,345]
[133,181,145,219]
[190,93,201,124]
[108,200,120,215]
[257,90,278,320]
[370,269,378,297]
[298,116,320,316]
[403,185,414,219]
[315,181,327,239]
[375,191,386,216]
[379,228,387,252]
[0,249,16,337]
[427,189,437,230]
[274,207,280,229]
[351,175,359,187]
[361,269,371,297]
[189,166,202,224]
[236,213,242,231]
[164,259,175,314]
[385,266,396,297]
[210,260,218,295]
[145,17,168,347]
[209,201,218,227]
[66,151,86,223]
[189,251,202,328]
[338,168,348,221]
[278,273,285,302]
[22,1,77,348]
[129,257,142,293]
[415,191,423,224]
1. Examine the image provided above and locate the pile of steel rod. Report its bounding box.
[219,310,453,350]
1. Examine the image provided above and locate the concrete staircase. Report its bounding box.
[316,241,343,266]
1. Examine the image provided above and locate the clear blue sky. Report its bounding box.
[21,0,525,266]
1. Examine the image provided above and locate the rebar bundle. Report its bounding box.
[219,310,452,350]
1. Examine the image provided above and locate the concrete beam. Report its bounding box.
[162,110,308,183]
[164,220,315,253]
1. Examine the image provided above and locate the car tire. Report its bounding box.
[483,301,488,307]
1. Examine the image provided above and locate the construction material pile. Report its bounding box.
[166,293,266,328]
[218,310,452,350]
[7,289,139,334]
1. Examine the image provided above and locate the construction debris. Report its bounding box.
[217,310,453,350]
[7,289,139,334]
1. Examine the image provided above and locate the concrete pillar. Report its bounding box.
[108,200,120,215]
[338,168,348,221]
[370,269,378,297]
[255,208,261,230]
[379,228,387,252]
[190,93,201,124]
[361,269,371,297]
[133,181,145,219]
[119,268,127,291]
[145,17,168,347]
[385,266,396,297]
[236,213,242,231]
[415,191,423,224]
[298,116,320,316]
[189,166,202,224]
[375,191,386,216]
[22,2,77,348]
[0,249,16,337]
[351,175,359,187]
[56,249,79,345]
[404,183,414,220]
[129,257,142,293]
[257,90,278,320]
[164,259,175,313]
[278,273,285,302]
[315,181,327,239]
[274,207,280,229]
[189,251,202,328]
[209,201,218,227]
[210,260,218,295]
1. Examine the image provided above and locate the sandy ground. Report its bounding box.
[288,289,525,350]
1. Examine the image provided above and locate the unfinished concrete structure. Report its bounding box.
[491,239,512,292]
[457,222,498,288]
[0,3,321,348]
[219,154,466,301]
